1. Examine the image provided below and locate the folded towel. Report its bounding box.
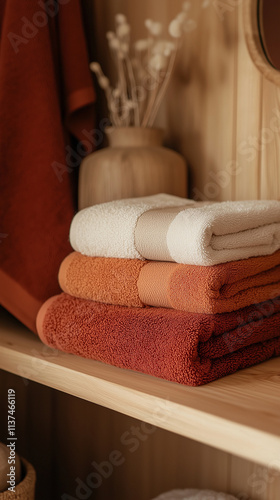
[70,193,190,259]
[59,252,146,308]
[58,251,280,313]
[69,194,280,265]
[36,294,280,386]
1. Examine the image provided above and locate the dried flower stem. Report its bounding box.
[90,4,202,127]
[109,92,122,127]
[124,56,140,126]
[117,58,128,114]
[141,73,161,127]
[147,41,178,127]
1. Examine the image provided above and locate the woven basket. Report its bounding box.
[0,458,36,500]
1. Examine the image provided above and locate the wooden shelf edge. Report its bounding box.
[0,309,280,471]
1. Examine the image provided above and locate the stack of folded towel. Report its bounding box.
[36,194,280,386]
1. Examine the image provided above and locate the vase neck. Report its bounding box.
[106,127,164,147]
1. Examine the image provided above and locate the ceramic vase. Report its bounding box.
[78,127,187,209]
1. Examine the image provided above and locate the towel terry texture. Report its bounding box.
[69,194,280,265]
[59,252,147,307]
[70,193,189,260]
[58,250,280,313]
[36,293,280,386]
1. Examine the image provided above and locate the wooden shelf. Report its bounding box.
[0,307,280,470]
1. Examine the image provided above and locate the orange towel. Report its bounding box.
[58,253,147,307]
[36,293,280,386]
[58,250,280,314]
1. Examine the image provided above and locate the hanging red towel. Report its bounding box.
[0,0,95,333]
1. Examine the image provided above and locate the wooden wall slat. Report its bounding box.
[234,3,263,200]
[166,2,238,201]
[230,455,280,500]
[260,80,280,200]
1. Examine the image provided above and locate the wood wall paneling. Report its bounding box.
[234,2,262,200]
[260,80,280,199]
[168,1,238,202]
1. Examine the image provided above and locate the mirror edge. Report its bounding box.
[243,0,280,86]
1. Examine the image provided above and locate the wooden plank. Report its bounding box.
[166,0,237,202]
[195,445,229,492]
[230,455,280,500]
[234,2,262,200]
[260,79,280,200]
[267,470,280,500]
[0,309,280,470]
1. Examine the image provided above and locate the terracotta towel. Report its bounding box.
[36,293,280,386]
[69,194,280,265]
[58,251,280,314]
[0,0,95,332]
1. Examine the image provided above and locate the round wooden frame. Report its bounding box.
[243,0,280,86]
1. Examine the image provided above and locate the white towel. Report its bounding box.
[70,194,189,259]
[151,489,239,500]
[70,194,280,265]
[167,199,280,265]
